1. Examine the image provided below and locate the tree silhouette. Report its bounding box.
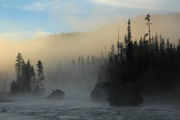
[11,53,45,94]
[36,60,45,91]
[21,60,35,92]
[15,53,24,83]
[145,14,152,43]
[93,14,180,101]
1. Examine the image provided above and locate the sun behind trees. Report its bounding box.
[10,53,45,95]
[91,14,180,106]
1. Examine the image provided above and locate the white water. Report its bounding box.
[0,96,180,120]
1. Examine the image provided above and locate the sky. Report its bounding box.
[0,0,179,41]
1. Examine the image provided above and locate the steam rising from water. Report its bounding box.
[0,13,180,93]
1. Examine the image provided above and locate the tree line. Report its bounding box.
[10,53,45,94]
[97,14,180,94]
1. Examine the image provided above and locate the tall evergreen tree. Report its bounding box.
[125,19,133,62]
[15,53,24,83]
[21,60,35,92]
[36,60,45,90]
[145,14,152,43]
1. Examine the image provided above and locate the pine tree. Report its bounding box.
[36,60,45,91]
[145,14,152,43]
[21,60,35,92]
[15,53,24,83]
[126,19,134,62]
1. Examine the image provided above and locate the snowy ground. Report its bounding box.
[0,96,180,120]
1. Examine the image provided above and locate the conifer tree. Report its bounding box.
[21,60,35,92]
[145,14,152,43]
[36,60,45,90]
[126,19,134,62]
[15,53,24,83]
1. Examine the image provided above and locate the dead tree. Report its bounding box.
[145,14,152,44]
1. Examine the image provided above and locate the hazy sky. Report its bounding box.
[0,0,179,41]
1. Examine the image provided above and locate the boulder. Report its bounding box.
[47,89,65,100]
[91,82,143,106]
[91,82,113,102]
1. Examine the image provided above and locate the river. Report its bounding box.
[0,96,179,120]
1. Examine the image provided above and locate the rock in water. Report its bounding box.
[108,86,143,106]
[91,82,143,106]
[47,89,65,100]
[91,82,113,102]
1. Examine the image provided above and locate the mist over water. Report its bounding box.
[0,95,180,120]
[0,13,180,120]
[44,59,101,98]
[1,13,180,92]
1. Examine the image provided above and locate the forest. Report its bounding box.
[91,14,180,105]
[10,53,45,95]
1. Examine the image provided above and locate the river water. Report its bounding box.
[0,96,180,120]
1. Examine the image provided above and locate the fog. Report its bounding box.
[0,13,180,93]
